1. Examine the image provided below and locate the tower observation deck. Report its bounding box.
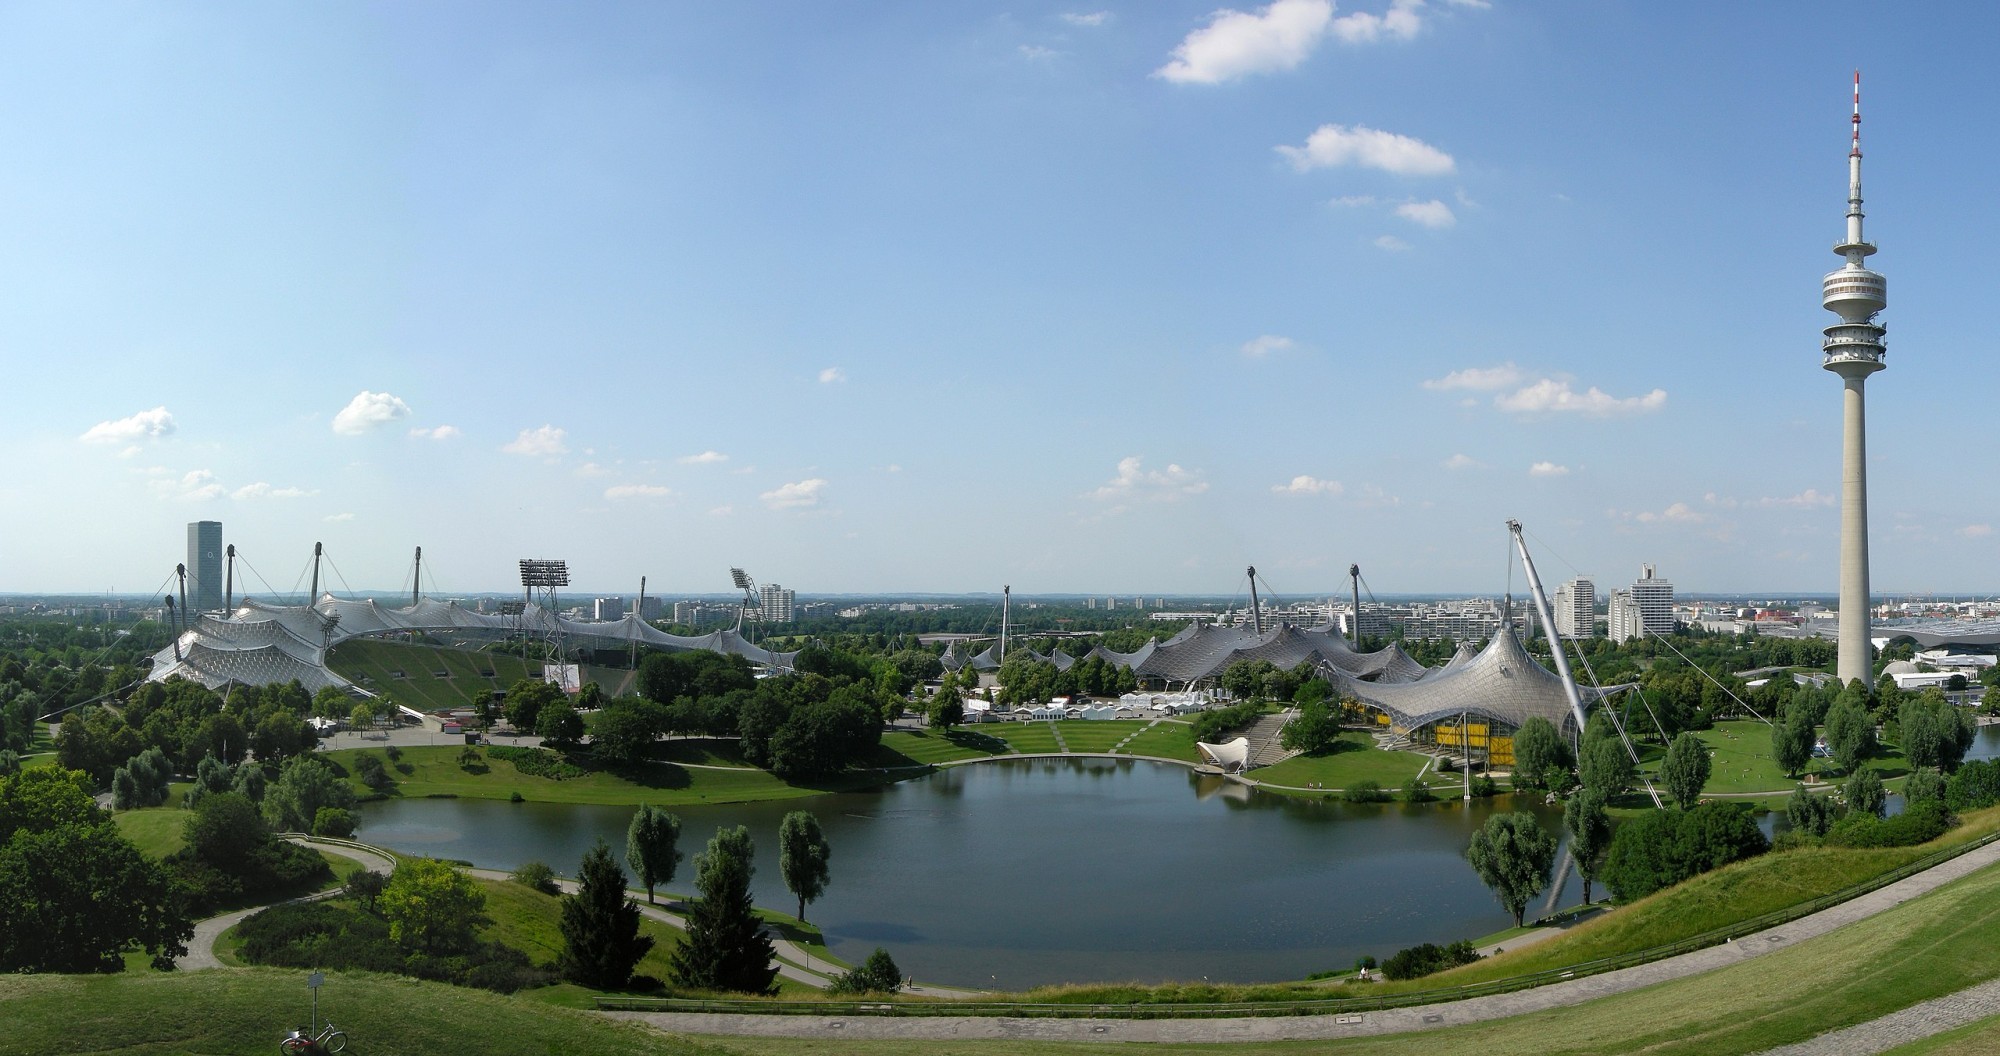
[1824,71,1885,685]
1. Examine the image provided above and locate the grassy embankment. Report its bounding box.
[723,843,2000,1056]
[16,838,2000,1056]
[1254,730,1450,792]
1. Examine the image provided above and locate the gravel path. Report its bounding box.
[605,836,2000,1044]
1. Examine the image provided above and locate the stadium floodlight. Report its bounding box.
[730,567,751,591]
[519,559,570,588]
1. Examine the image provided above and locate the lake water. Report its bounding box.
[358,757,1588,989]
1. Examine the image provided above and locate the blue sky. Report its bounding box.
[4,1,1995,598]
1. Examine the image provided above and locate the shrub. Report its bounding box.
[347,869,387,909]
[1380,940,1479,981]
[1402,777,1437,803]
[1903,768,1948,806]
[1469,775,1498,798]
[1188,701,1263,744]
[1824,799,1955,849]
[354,753,394,793]
[827,947,903,994]
[1602,802,1768,903]
[1343,780,1391,803]
[313,807,358,838]
[511,860,560,896]
[489,746,585,781]
[1946,759,2000,811]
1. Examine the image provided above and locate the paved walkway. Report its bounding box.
[181,838,397,970]
[1753,978,2000,1055]
[605,837,2000,1044]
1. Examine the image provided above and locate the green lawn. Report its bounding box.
[1254,732,1436,789]
[475,876,691,988]
[1050,720,1152,754]
[111,807,191,859]
[877,728,1012,765]
[1117,721,1201,762]
[324,744,892,807]
[1635,718,1911,796]
[993,723,1061,754]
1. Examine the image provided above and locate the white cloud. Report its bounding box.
[1961,524,1993,539]
[818,367,846,384]
[331,391,412,435]
[678,450,729,465]
[1395,199,1456,228]
[1442,453,1484,470]
[231,482,315,500]
[1374,235,1412,252]
[1637,502,1704,524]
[1061,11,1111,26]
[1423,363,1522,391]
[1529,461,1570,477]
[1239,334,1296,358]
[81,406,176,445]
[1020,44,1059,60]
[1354,483,1401,508]
[409,425,460,441]
[885,464,903,473]
[1272,475,1343,496]
[1155,0,1333,84]
[1278,124,1455,175]
[1495,379,1668,416]
[574,462,612,478]
[708,505,734,517]
[605,484,672,500]
[1329,194,1379,208]
[501,425,569,457]
[1330,0,1423,44]
[1759,489,1834,509]
[171,469,224,502]
[1091,457,1209,503]
[324,512,355,522]
[762,478,829,510]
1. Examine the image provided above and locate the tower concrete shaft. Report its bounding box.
[1822,71,1886,685]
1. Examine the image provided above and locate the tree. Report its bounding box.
[1602,803,1768,902]
[261,756,356,832]
[593,701,665,766]
[504,678,563,734]
[537,700,585,750]
[1823,696,1875,774]
[1903,767,1947,806]
[559,840,654,990]
[1660,732,1713,810]
[1786,784,1839,838]
[1465,812,1557,928]
[185,791,270,869]
[929,692,964,731]
[1279,699,1341,755]
[1578,737,1634,798]
[379,858,487,955]
[625,805,683,905]
[1564,787,1613,904]
[1770,707,1814,779]
[1510,717,1569,791]
[349,700,378,734]
[669,825,778,994]
[1844,767,1886,818]
[827,947,902,994]
[778,810,831,923]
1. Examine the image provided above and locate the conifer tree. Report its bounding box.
[559,840,653,990]
[669,825,778,994]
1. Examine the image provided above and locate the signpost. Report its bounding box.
[307,972,324,1033]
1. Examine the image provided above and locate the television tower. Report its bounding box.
[1822,71,1887,685]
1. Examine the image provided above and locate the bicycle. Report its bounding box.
[278,1021,347,1054]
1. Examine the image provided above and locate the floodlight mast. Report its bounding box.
[223,545,236,615]
[518,559,571,664]
[729,567,760,640]
[1247,566,1263,636]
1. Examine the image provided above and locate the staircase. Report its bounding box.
[1242,710,1299,769]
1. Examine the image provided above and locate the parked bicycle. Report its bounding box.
[278,1021,346,1054]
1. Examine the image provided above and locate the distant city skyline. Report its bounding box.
[8,3,1999,595]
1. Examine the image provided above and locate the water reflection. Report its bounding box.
[359,757,1584,990]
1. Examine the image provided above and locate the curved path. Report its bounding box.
[603,836,2000,1044]
[180,837,397,971]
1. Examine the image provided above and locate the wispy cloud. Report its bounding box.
[678,450,729,465]
[1329,195,1379,208]
[409,425,460,440]
[232,482,316,500]
[1423,363,1522,391]
[81,406,176,445]
[605,484,672,500]
[1090,457,1208,503]
[762,478,828,510]
[1961,524,1993,539]
[1239,334,1296,358]
[818,367,846,384]
[1495,379,1668,416]
[1611,502,1706,524]
[1329,0,1423,44]
[1395,199,1456,228]
[501,425,569,457]
[1272,474,1343,496]
[1443,453,1484,470]
[709,505,734,517]
[1374,235,1412,252]
[1061,11,1111,26]
[574,462,612,478]
[324,512,355,523]
[1529,462,1570,477]
[1279,124,1455,175]
[162,469,224,502]
[1020,44,1059,60]
[331,391,412,435]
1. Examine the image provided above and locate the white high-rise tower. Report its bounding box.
[1822,71,1887,685]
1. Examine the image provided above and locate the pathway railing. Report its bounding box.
[595,829,2000,1020]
